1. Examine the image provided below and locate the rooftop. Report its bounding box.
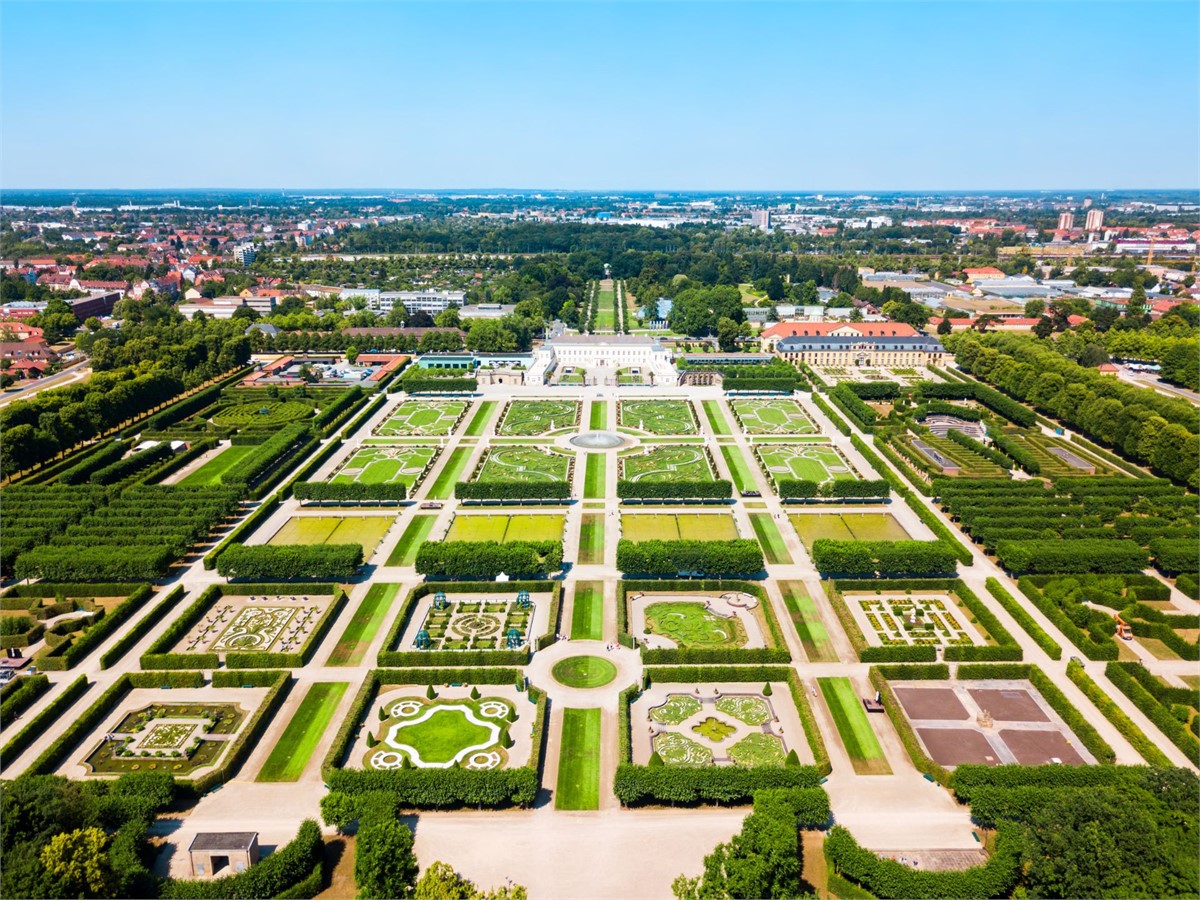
[188,833,258,852]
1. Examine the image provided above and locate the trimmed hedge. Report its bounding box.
[812,539,958,578]
[100,586,187,669]
[89,442,173,485]
[829,385,878,429]
[942,580,1022,662]
[614,761,823,807]
[1015,577,1119,661]
[400,375,477,393]
[0,673,50,722]
[455,481,570,500]
[216,543,363,580]
[57,439,131,485]
[869,666,949,785]
[415,540,563,580]
[293,481,407,503]
[983,577,1062,660]
[616,479,733,500]
[141,585,222,669]
[0,674,91,763]
[1105,662,1200,763]
[779,479,888,500]
[616,539,764,578]
[1065,659,1171,767]
[996,539,1149,575]
[37,584,156,671]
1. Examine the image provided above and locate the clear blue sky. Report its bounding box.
[3,1,1196,190]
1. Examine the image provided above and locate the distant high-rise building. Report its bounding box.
[1057,212,1075,231]
[232,243,256,266]
[751,209,772,232]
[1085,209,1104,232]
[1083,197,1094,209]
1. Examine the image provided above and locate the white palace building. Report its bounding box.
[527,334,679,386]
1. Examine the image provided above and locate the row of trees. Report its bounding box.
[215,544,364,580]
[616,539,764,577]
[810,539,959,578]
[414,541,563,580]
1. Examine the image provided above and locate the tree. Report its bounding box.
[40,827,115,898]
[1077,344,1110,368]
[1024,299,1045,318]
[716,317,742,352]
[465,319,517,353]
[764,274,785,302]
[83,316,102,332]
[346,346,360,365]
[435,307,462,329]
[1033,316,1054,339]
[937,316,952,335]
[356,820,419,900]
[413,861,528,900]
[1127,280,1149,319]
[1090,305,1121,332]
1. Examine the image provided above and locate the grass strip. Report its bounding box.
[781,580,836,662]
[702,400,732,436]
[327,583,400,666]
[719,444,757,493]
[177,444,256,486]
[984,577,1062,660]
[589,402,608,430]
[579,514,605,565]
[817,677,890,775]
[555,707,602,809]
[570,581,604,641]
[749,513,791,564]
[385,515,437,566]
[426,447,472,499]
[257,682,349,782]
[463,401,497,436]
[583,454,606,500]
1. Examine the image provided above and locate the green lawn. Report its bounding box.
[385,515,437,566]
[257,682,349,782]
[330,446,437,487]
[730,398,816,435]
[376,400,467,436]
[426,447,473,499]
[268,515,391,555]
[719,445,758,493]
[758,444,857,485]
[620,399,697,435]
[327,583,399,665]
[817,677,890,775]
[583,455,606,499]
[589,401,608,430]
[645,601,747,649]
[555,708,602,810]
[464,401,497,436]
[701,400,732,436]
[621,446,713,482]
[579,515,604,565]
[790,514,910,550]
[446,514,565,543]
[552,656,616,688]
[594,289,616,331]
[621,513,738,542]
[781,580,835,662]
[177,445,256,486]
[749,513,791,564]
[571,580,604,640]
[391,707,495,765]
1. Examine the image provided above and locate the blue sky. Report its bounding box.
[2,1,1196,190]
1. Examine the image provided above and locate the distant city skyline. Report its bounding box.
[2,1,1197,191]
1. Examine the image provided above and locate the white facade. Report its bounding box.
[232,244,256,266]
[527,335,678,386]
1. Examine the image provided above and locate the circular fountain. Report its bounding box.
[568,430,628,451]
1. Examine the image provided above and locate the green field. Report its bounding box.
[731,398,816,434]
[621,446,713,482]
[749,513,791,564]
[579,515,604,565]
[376,400,467,436]
[758,444,857,484]
[445,514,565,543]
[588,402,608,430]
[719,445,758,493]
[268,515,391,554]
[571,581,604,640]
[583,454,606,499]
[257,682,349,782]
[330,445,438,487]
[426,447,473,499]
[498,400,580,436]
[386,515,437,566]
[555,708,602,810]
[328,583,400,666]
[177,445,256,486]
[463,401,497,436]
[701,400,732,435]
[621,513,738,542]
[818,677,890,775]
[477,447,571,482]
[620,399,697,435]
[644,601,747,649]
[781,581,835,662]
[595,288,617,332]
[790,513,910,549]
[552,655,616,688]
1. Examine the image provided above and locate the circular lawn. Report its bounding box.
[551,655,617,689]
